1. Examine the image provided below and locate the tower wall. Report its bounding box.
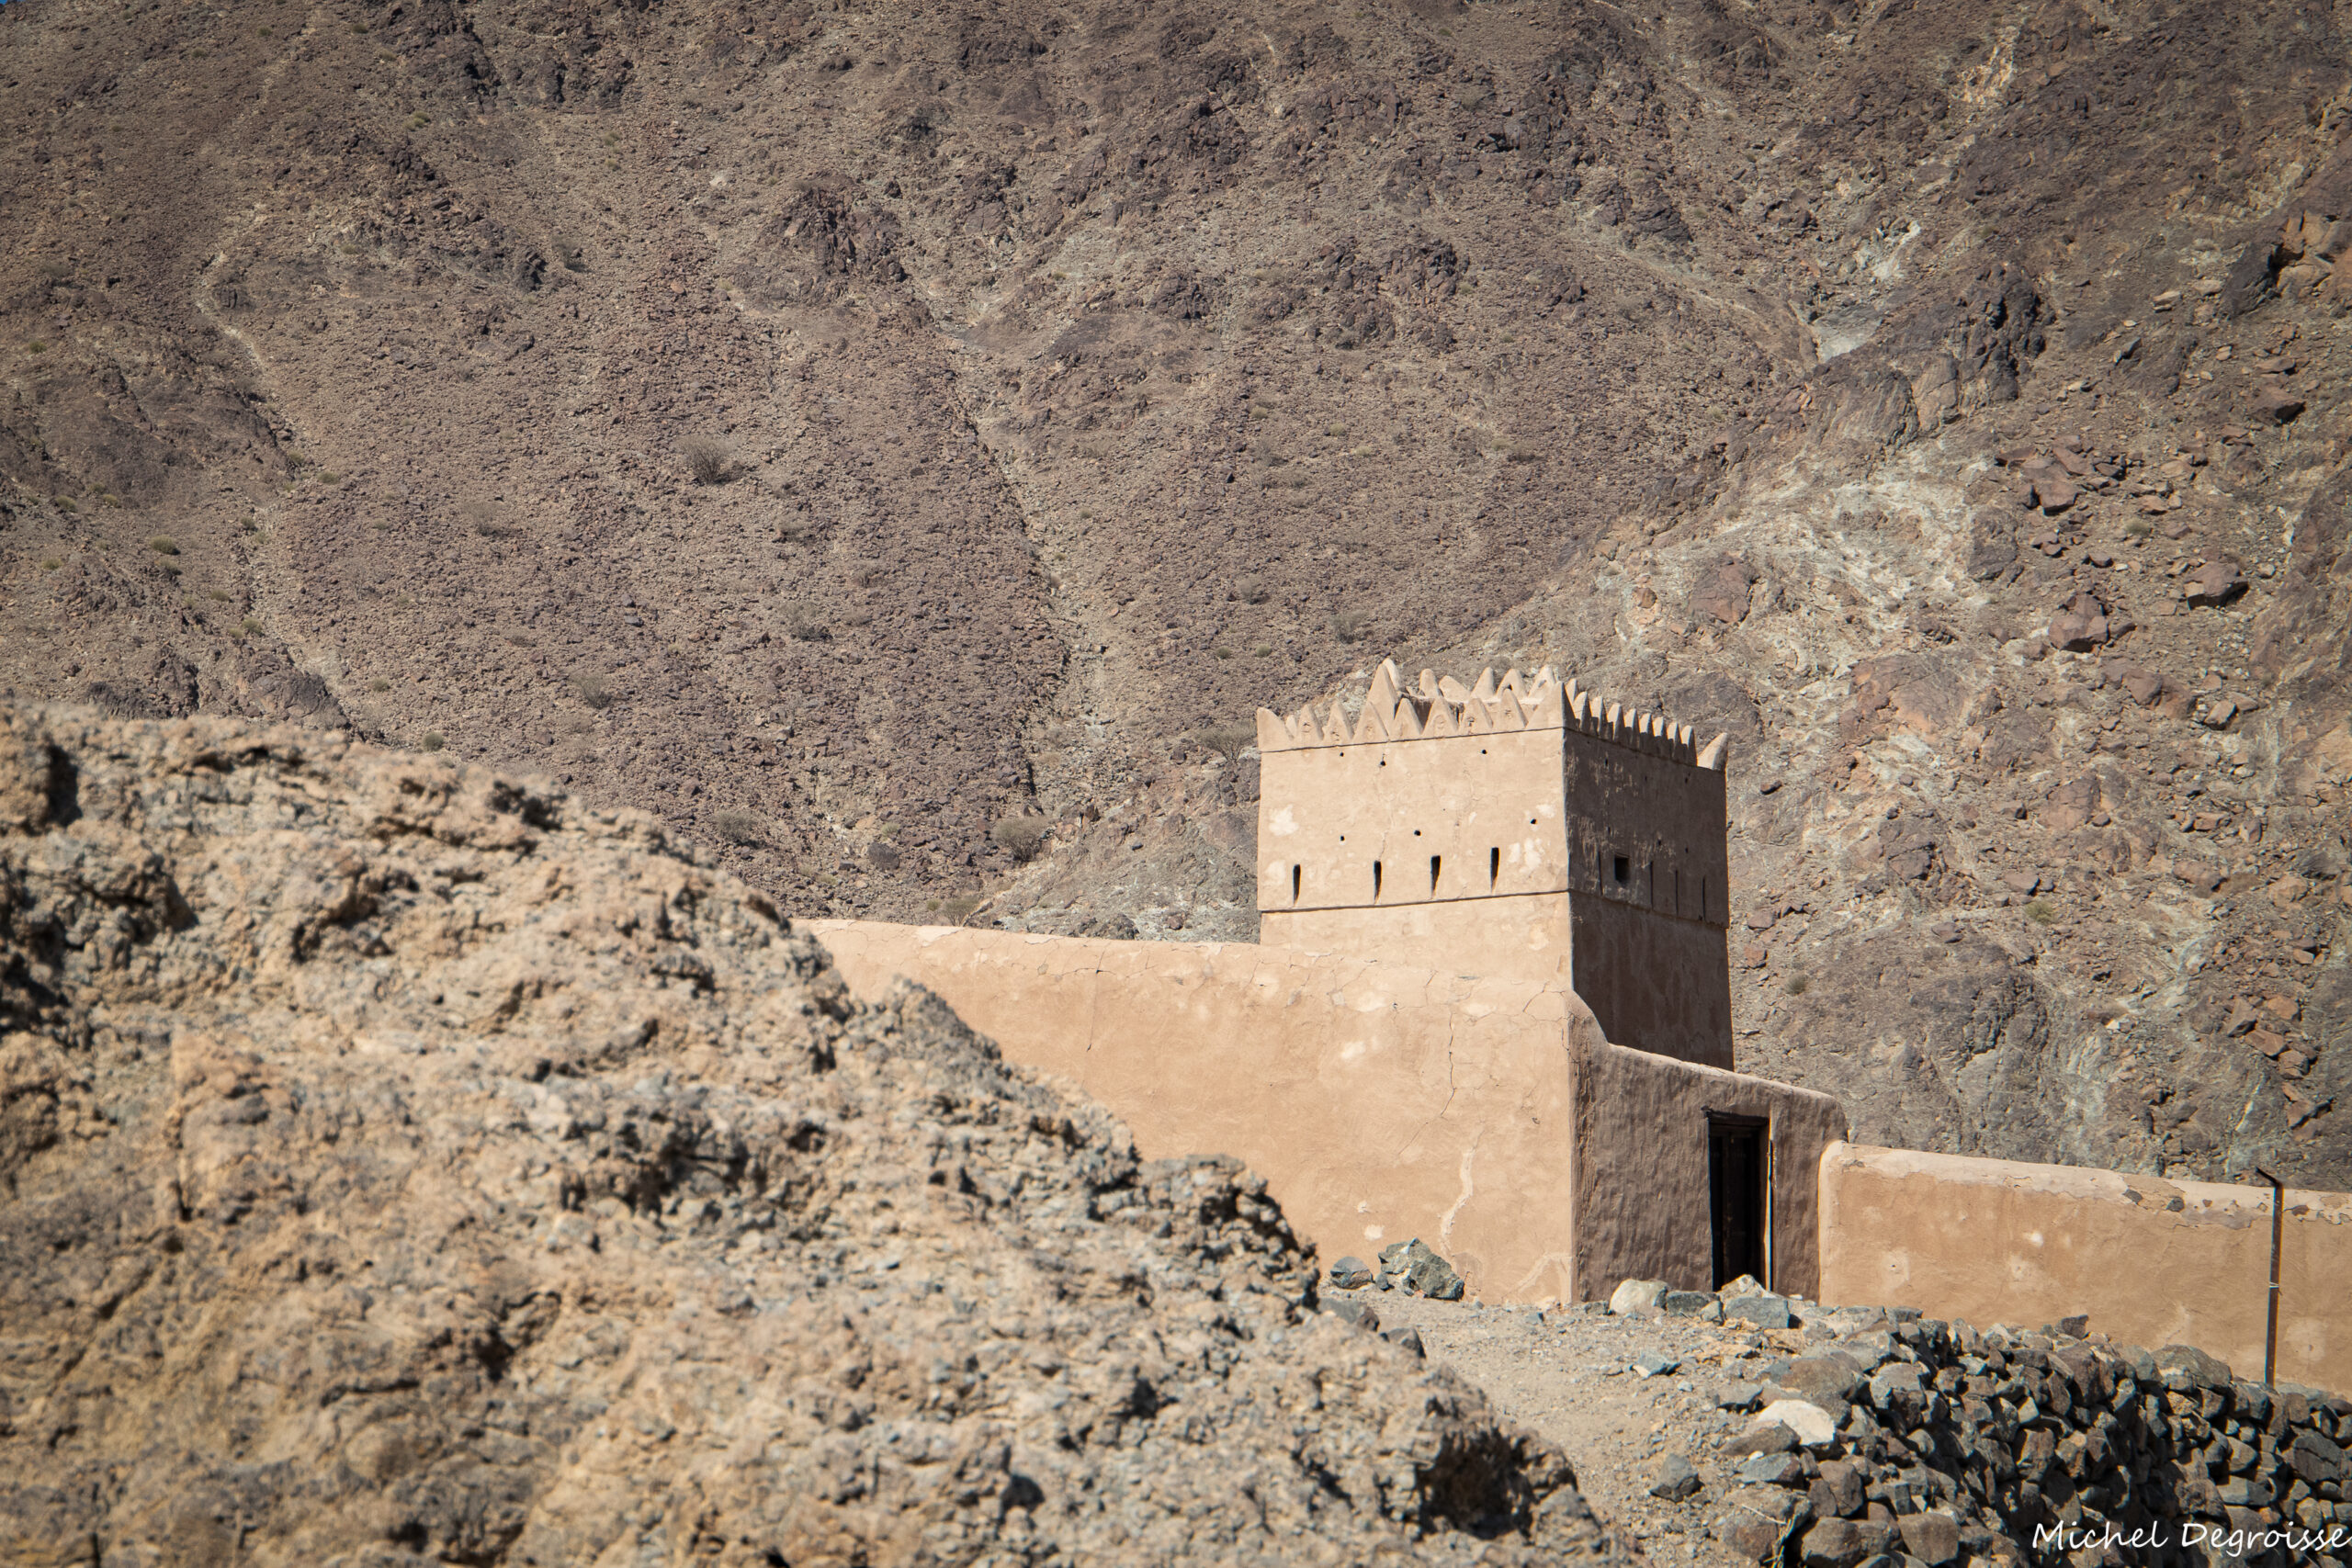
[1560,723,1732,1066]
[1256,660,1734,1066]
[1257,724,1569,976]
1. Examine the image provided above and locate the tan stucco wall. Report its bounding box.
[1258,723,1567,932]
[1818,1143,2352,1392]
[1568,1043,1848,1299]
[809,920,1606,1303]
[1262,892,1575,990]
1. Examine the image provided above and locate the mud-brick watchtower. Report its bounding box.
[1254,659,1734,1067]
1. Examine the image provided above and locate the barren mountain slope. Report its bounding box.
[3,0,2350,1186]
[0,704,1634,1566]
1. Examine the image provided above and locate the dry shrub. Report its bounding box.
[711,808,763,846]
[1195,725,1253,761]
[990,816,1049,862]
[574,672,615,710]
[681,439,736,486]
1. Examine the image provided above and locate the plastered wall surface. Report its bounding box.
[1567,899,1732,1067]
[1262,893,1575,990]
[1568,1042,1849,1300]
[1817,1143,2352,1393]
[1256,726,1567,919]
[809,919,1608,1303]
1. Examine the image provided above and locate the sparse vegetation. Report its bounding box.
[40,558,62,571]
[990,815,1050,862]
[462,500,519,539]
[1196,725,1253,761]
[2026,900,2057,925]
[26,340,46,354]
[940,895,981,922]
[54,496,75,513]
[240,616,263,637]
[1784,973,1810,995]
[1332,607,1370,645]
[710,808,763,846]
[574,672,615,709]
[421,733,445,752]
[368,678,390,693]
[149,536,178,556]
[681,438,736,486]
[319,470,341,484]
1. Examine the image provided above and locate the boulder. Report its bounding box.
[1757,1398,1841,1450]
[1897,1510,1962,1565]
[2047,591,2109,650]
[2182,559,2246,607]
[1800,1517,1869,1568]
[1380,1325,1427,1359]
[1649,1452,1702,1501]
[1329,1255,1374,1290]
[1724,1292,1793,1330]
[1377,1237,1465,1301]
[1735,1450,1808,1487]
[1609,1278,1670,1317]
[1809,1459,1864,1519]
[1716,1379,1765,1411]
[1727,1420,1800,1458]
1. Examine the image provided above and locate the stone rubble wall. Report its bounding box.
[1636,1280,2352,1568]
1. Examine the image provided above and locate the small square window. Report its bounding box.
[1612,855,1630,884]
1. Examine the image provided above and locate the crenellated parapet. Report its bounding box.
[1256,659,1728,771]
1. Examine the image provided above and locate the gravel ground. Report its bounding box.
[1359,1291,1808,1566]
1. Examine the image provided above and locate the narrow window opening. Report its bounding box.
[1612,855,1630,885]
[1373,861,1384,899]
[1701,876,1709,920]
[1488,847,1499,888]
[1291,864,1301,905]
[1430,854,1442,893]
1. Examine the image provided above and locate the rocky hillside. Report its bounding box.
[0,705,1633,1565]
[1,0,2348,1188]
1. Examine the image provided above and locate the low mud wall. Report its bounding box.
[1818,1143,2352,1394]
[1569,1045,1847,1301]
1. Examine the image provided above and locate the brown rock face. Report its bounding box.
[0,705,1626,1567]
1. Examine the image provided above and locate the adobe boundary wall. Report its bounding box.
[1818,1142,2352,1393]
[808,920,1843,1303]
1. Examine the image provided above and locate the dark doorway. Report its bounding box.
[1708,1114,1769,1289]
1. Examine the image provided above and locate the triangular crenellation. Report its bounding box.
[1242,655,1727,767]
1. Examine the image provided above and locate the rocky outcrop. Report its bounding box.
[0,706,1631,1567]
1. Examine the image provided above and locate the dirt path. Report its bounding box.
[1367,1293,1799,1565]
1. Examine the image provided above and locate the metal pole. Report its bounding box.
[2255,1167,2284,1387]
